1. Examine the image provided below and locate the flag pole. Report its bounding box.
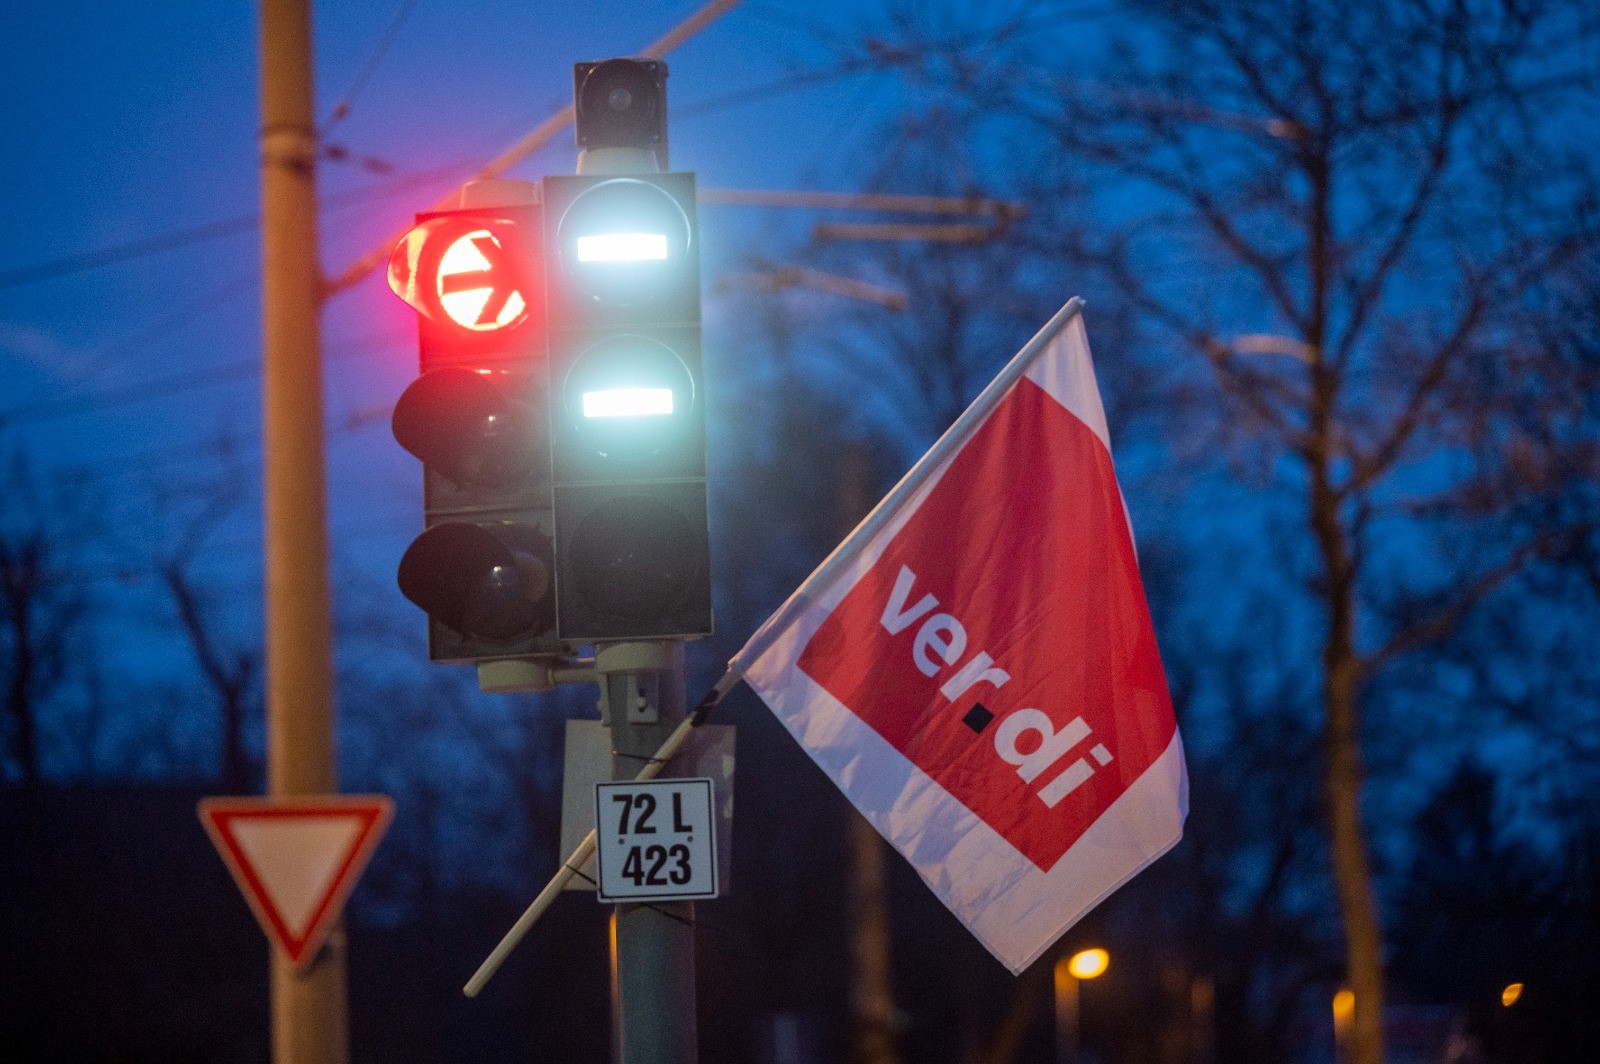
[730,296,1084,675]
[462,673,739,997]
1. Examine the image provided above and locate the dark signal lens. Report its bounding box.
[398,522,552,642]
[566,496,701,625]
[574,59,666,148]
[392,368,538,489]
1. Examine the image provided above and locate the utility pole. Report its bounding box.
[258,2,345,1064]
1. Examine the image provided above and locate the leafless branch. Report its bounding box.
[1364,527,1582,673]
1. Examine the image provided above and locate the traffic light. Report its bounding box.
[387,190,561,663]
[542,168,712,641]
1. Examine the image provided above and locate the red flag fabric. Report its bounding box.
[731,302,1186,973]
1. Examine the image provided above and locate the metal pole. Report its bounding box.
[259,2,344,1064]
[598,642,698,1064]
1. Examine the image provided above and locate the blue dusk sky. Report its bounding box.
[0,0,961,687]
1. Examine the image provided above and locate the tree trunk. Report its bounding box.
[850,814,901,1064]
[1310,410,1385,1064]
[220,677,251,793]
[162,564,256,792]
[1304,137,1386,1064]
[5,626,39,787]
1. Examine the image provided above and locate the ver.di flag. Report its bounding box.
[729,299,1187,974]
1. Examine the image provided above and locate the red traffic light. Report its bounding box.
[389,215,540,333]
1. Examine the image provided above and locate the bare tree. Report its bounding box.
[0,448,95,789]
[849,2,1600,1062]
[154,480,259,793]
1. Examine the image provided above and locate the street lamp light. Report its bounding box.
[1055,948,1110,1063]
[1332,988,1355,1063]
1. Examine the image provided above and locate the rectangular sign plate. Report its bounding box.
[594,778,719,903]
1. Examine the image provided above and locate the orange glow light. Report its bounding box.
[1332,989,1355,1031]
[1067,948,1109,980]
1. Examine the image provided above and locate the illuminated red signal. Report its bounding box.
[388,215,538,335]
[437,229,526,330]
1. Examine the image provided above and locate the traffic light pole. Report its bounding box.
[259,3,346,1064]
[598,642,699,1064]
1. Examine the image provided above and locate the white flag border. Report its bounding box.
[743,621,1187,972]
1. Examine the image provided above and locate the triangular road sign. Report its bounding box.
[199,795,393,970]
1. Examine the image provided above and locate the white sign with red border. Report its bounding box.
[199,795,393,969]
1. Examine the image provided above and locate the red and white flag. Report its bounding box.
[730,300,1186,973]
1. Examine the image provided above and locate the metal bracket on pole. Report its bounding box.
[597,642,681,723]
[476,657,598,694]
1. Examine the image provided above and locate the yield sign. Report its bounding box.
[199,795,393,970]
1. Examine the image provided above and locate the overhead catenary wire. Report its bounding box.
[58,398,394,486]
[1,21,891,297]
[717,265,909,310]
[324,0,747,296]
[812,221,1006,243]
[0,328,409,426]
[321,0,423,134]
[673,52,891,120]
[4,3,1016,296]
[0,219,265,292]
[0,160,481,292]
[699,187,1024,217]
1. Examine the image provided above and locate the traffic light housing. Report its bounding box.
[542,170,712,641]
[388,196,561,662]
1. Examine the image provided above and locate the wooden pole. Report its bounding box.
[258,1,344,1062]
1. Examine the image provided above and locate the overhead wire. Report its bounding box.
[321,0,424,135]
[3,21,910,485]
[675,54,890,120]
[4,48,879,295]
[1,327,409,428]
[66,269,259,373]
[0,218,263,292]
[1,0,431,293]
[0,158,479,293]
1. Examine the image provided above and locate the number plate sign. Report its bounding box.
[595,778,719,902]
